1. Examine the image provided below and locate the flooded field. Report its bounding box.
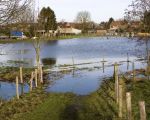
[0,37,149,99]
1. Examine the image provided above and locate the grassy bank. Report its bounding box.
[126,79,150,119]
[0,34,100,44]
[0,66,50,82]
[0,75,150,120]
[0,78,117,120]
[0,67,33,82]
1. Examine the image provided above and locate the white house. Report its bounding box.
[58,27,81,35]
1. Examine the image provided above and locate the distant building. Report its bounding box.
[36,30,46,36]
[108,20,128,35]
[110,21,127,30]
[0,35,9,40]
[57,22,82,35]
[96,30,107,36]
[58,27,81,35]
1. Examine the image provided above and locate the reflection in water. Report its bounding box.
[0,82,29,100]
[0,37,148,99]
[0,37,148,67]
[42,58,56,66]
[44,40,58,45]
[47,60,146,95]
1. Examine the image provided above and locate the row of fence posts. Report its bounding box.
[16,66,43,99]
[114,62,147,120]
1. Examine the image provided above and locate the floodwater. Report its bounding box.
[0,37,149,99]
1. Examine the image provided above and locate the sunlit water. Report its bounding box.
[0,37,149,99]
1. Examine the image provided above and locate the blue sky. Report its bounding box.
[36,0,131,23]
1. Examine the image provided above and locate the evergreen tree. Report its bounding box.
[107,17,114,29]
[38,7,57,32]
[143,11,150,32]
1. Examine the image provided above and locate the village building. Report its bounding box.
[108,20,128,35]
[96,30,107,36]
[57,22,82,35]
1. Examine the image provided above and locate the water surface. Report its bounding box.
[0,37,148,99]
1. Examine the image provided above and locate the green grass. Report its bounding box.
[0,66,49,82]
[0,76,150,120]
[8,78,118,120]
[0,34,100,44]
[0,88,47,120]
[12,93,76,120]
[0,66,34,82]
[126,80,150,119]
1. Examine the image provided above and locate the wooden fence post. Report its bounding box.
[119,85,123,118]
[147,49,149,63]
[101,57,105,73]
[20,67,23,83]
[114,62,119,103]
[35,69,38,87]
[72,57,75,75]
[30,72,34,91]
[16,76,19,99]
[139,101,146,120]
[72,57,75,68]
[40,66,43,83]
[132,62,135,82]
[127,53,130,70]
[126,92,132,120]
[102,62,105,73]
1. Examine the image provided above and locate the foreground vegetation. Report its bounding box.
[0,74,149,120]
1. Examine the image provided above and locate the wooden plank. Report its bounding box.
[114,62,119,103]
[139,101,147,120]
[126,92,132,120]
[16,76,19,99]
[35,69,38,87]
[119,85,123,118]
[20,67,23,83]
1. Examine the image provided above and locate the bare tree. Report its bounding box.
[75,11,91,23]
[32,38,41,68]
[0,0,31,24]
[75,11,91,33]
[125,0,150,21]
[125,0,150,76]
[17,7,34,23]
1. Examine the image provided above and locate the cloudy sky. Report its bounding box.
[36,0,131,23]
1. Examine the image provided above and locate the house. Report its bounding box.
[110,21,127,29]
[127,21,141,32]
[0,35,9,40]
[58,27,81,35]
[108,20,128,35]
[36,22,82,36]
[36,30,46,36]
[96,30,107,36]
[36,30,58,37]
[57,22,81,35]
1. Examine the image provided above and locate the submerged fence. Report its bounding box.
[14,58,148,120]
[15,66,43,100]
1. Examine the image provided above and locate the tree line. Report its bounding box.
[125,0,150,32]
[0,0,150,37]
